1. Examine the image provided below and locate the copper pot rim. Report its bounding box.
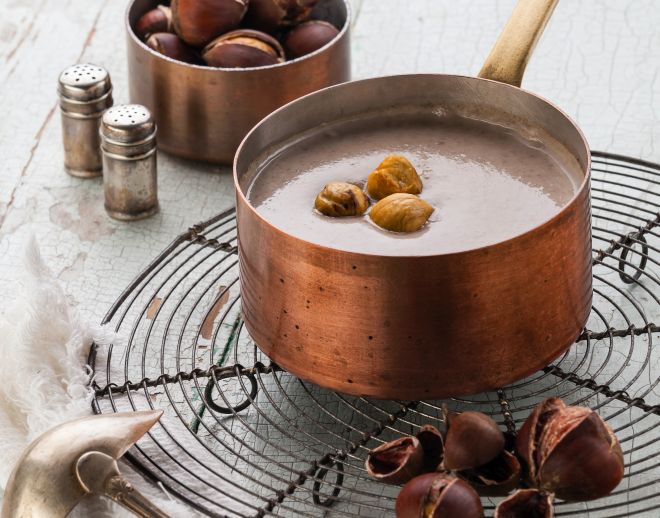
[233,72,592,260]
[125,0,351,72]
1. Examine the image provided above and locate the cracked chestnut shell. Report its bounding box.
[202,29,285,68]
[146,33,199,64]
[315,181,370,217]
[417,425,444,472]
[370,193,433,233]
[396,473,484,518]
[365,436,424,485]
[458,450,521,497]
[367,154,423,200]
[443,410,505,471]
[244,0,318,34]
[284,20,340,58]
[135,5,173,39]
[516,398,624,502]
[494,489,554,518]
[171,0,249,47]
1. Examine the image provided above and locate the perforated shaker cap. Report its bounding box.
[58,64,112,102]
[101,104,156,145]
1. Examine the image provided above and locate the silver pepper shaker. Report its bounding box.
[100,104,159,221]
[58,64,113,178]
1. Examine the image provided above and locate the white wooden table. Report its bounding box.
[1,0,659,515]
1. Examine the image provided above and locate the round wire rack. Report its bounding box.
[90,151,660,517]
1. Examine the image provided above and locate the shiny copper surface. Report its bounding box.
[234,0,592,400]
[126,0,351,164]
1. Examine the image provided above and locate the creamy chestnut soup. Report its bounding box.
[246,110,583,255]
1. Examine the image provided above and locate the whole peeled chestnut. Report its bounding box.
[315,181,370,217]
[516,398,624,502]
[244,0,318,34]
[494,489,554,518]
[171,0,249,47]
[284,20,340,59]
[202,29,285,68]
[146,33,200,64]
[443,410,505,471]
[135,5,173,39]
[367,154,423,200]
[396,473,484,518]
[365,436,424,485]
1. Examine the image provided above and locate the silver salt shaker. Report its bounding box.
[58,64,113,177]
[100,104,159,221]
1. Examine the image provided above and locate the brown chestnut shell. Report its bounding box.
[516,398,624,502]
[171,0,249,47]
[202,29,285,68]
[443,410,505,471]
[458,450,521,497]
[416,425,444,473]
[135,5,173,40]
[244,0,318,34]
[396,473,484,518]
[494,489,554,518]
[284,20,340,59]
[146,33,200,64]
[365,436,424,485]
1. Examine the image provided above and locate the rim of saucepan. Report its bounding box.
[126,0,351,71]
[234,73,592,259]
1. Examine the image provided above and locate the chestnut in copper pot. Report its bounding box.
[202,29,285,68]
[396,473,484,518]
[516,398,624,502]
[146,33,199,64]
[135,5,172,39]
[244,0,317,34]
[284,20,340,58]
[494,489,554,518]
[443,410,505,471]
[171,0,249,47]
[365,436,424,485]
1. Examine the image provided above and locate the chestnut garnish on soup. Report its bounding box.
[247,109,582,255]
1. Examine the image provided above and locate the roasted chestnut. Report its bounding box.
[244,0,318,34]
[516,398,624,502]
[284,20,340,58]
[314,181,370,217]
[135,5,173,39]
[146,33,199,64]
[443,410,505,471]
[396,473,484,518]
[494,489,554,518]
[171,0,249,47]
[367,154,423,200]
[202,29,285,68]
[458,450,521,497]
[370,193,433,233]
[365,436,424,485]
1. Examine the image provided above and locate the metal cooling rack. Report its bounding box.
[90,151,660,517]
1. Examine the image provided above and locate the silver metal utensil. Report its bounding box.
[100,104,159,221]
[1,410,169,518]
[58,63,113,178]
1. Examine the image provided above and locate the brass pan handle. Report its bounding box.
[479,0,558,87]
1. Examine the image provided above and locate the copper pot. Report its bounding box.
[234,0,592,399]
[126,0,351,164]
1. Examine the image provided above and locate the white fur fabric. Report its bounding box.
[0,239,192,517]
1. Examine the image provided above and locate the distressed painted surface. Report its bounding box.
[0,0,659,514]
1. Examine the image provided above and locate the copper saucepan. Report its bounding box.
[234,0,593,399]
